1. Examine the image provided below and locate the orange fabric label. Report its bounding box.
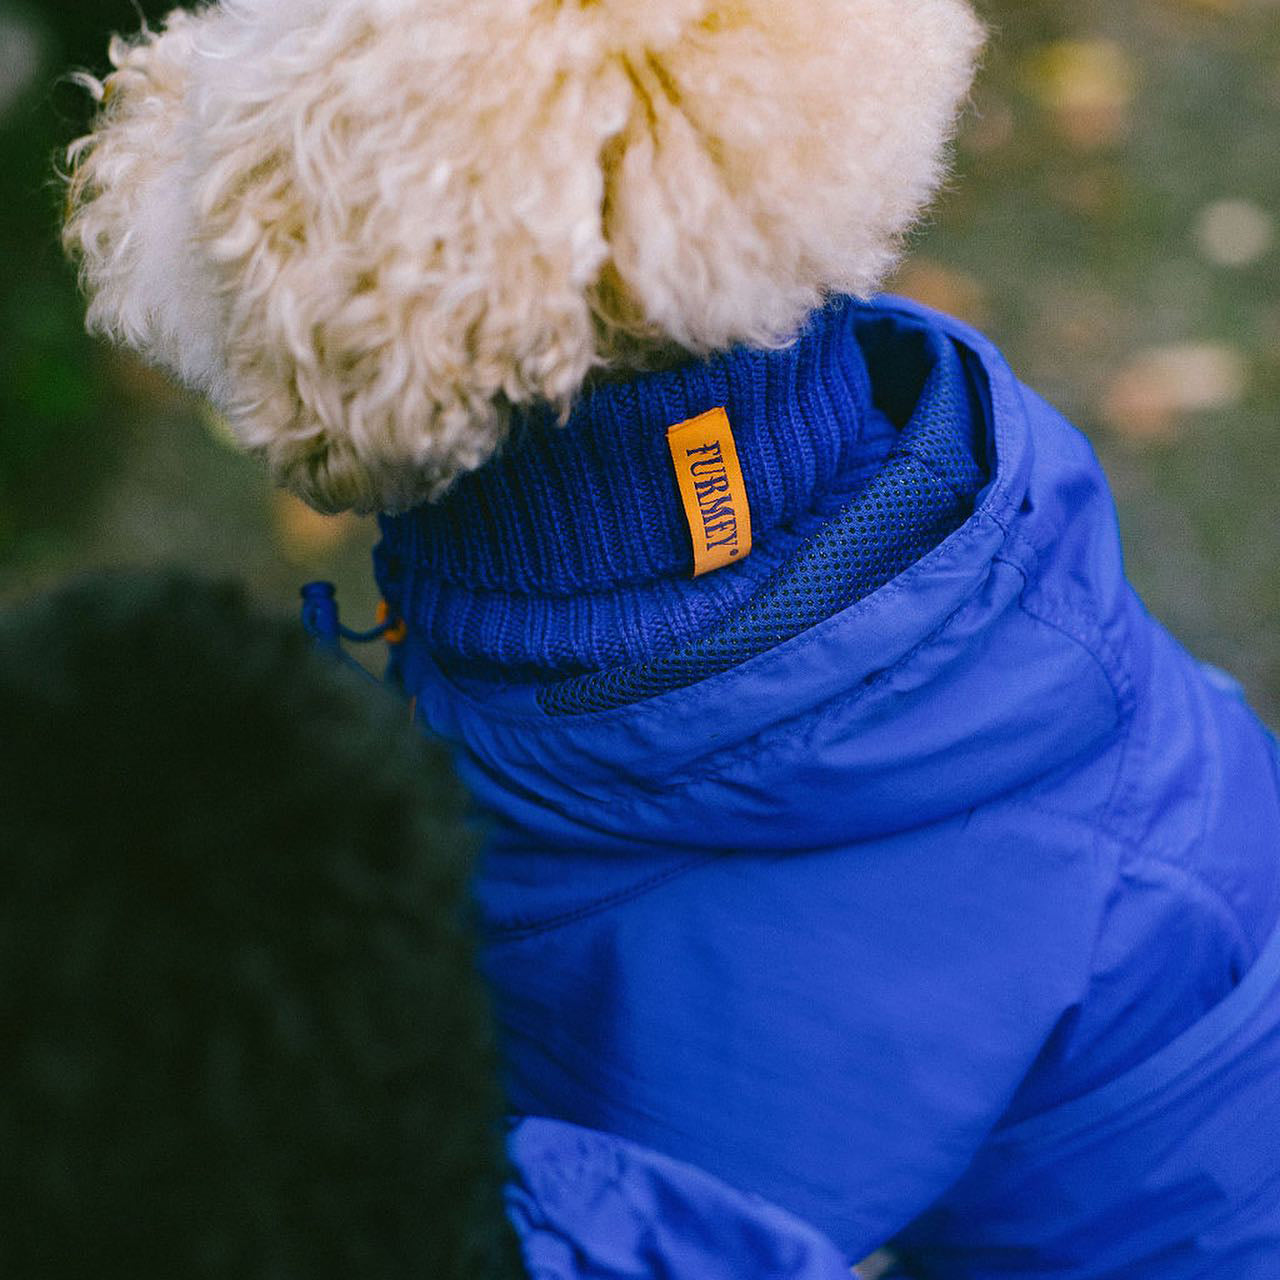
[666,408,753,578]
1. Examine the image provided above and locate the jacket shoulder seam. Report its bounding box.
[996,529,1140,840]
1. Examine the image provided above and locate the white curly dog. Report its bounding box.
[63,0,982,515]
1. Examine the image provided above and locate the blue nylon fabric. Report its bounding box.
[389,299,1280,1273]
[505,1117,852,1279]
[899,826,1280,1277]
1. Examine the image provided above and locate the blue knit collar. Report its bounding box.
[375,298,948,674]
[538,330,986,713]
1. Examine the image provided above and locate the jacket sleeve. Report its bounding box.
[505,1117,858,1280]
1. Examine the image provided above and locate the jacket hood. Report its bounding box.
[396,299,1130,856]
[506,1117,853,1279]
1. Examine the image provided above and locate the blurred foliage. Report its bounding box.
[894,0,1280,713]
[0,0,380,623]
[0,1,152,568]
[0,0,1277,710]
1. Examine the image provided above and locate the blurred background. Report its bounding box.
[0,0,1277,717]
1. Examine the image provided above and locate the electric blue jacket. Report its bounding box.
[380,299,1280,1277]
[505,1117,856,1279]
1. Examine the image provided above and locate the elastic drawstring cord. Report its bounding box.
[300,581,405,684]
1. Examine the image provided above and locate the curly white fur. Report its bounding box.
[64,0,984,514]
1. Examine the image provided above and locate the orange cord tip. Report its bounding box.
[376,600,408,646]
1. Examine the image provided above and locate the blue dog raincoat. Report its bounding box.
[377,298,1280,1276]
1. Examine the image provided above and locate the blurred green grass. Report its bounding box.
[0,0,1276,715]
[0,0,382,629]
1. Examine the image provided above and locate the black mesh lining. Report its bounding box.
[536,338,988,717]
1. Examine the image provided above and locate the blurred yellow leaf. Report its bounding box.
[272,493,361,560]
[1102,342,1248,440]
[1025,39,1137,150]
[890,259,989,329]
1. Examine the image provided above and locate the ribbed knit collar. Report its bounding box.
[376,297,896,673]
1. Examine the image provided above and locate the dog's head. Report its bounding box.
[64,0,984,514]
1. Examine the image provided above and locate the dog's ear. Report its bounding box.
[63,10,231,408]
[64,0,984,515]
